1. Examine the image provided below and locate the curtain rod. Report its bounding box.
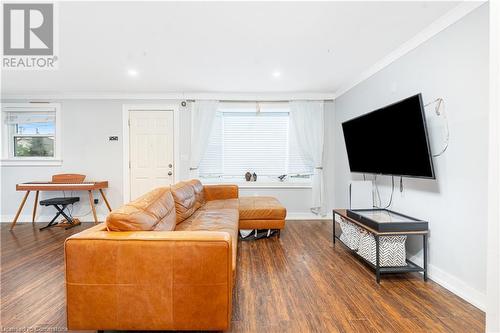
[185,99,334,103]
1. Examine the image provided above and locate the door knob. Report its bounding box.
[168,171,173,176]
[168,164,173,168]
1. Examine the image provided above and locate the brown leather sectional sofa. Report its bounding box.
[65,180,286,331]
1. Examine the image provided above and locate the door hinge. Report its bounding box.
[128,118,131,126]
[129,160,131,169]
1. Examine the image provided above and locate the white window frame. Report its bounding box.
[1,103,62,166]
[199,102,312,188]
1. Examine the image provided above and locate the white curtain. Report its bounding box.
[289,101,325,215]
[189,100,219,178]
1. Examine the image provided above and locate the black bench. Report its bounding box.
[39,197,80,231]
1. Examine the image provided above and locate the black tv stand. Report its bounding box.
[333,209,428,283]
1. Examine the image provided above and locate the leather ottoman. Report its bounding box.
[238,196,286,235]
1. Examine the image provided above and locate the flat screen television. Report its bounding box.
[341,93,435,179]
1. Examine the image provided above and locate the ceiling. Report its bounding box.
[1,1,462,96]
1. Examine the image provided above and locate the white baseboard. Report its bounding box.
[286,212,332,220]
[409,254,486,311]
[3,212,330,223]
[1,214,108,223]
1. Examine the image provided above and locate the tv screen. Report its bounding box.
[341,93,435,178]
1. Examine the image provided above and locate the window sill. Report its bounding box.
[202,181,312,189]
[0,159,63,167]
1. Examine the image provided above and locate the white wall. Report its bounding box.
[1,100,182,222]
[487,0,500,331]
[327,4,489,309]
[0,99,317,222]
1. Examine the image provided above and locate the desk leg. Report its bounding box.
[99,189,112,212]
[88,190,98,224]
[32,191,39,223]
[375,235,381,283]
[11,191,30,230]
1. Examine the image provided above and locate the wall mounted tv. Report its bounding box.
[341,93,435,179]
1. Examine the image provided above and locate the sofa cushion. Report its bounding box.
[187,179,205,209]
[239,196,286,220]
[200,198,239,211]
[175,208,239,270]
[204,185,239,201]
[171,182,198,224]
[106,187,176,231]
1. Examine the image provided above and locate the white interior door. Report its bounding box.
[129,110,174,200]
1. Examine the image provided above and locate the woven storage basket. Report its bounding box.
[358,231,407,267]
[338,218,363,251]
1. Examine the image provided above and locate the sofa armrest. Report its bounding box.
[65,229,232,331]
[203,184,239,201]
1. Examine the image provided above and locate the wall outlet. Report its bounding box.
[94,198,99,205]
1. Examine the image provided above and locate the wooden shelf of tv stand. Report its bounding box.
[333,209,429,236]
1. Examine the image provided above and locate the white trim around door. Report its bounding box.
[122,104,180,203]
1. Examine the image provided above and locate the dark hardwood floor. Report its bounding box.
[1,221,485,332]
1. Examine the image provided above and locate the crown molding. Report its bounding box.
[333,1,487,99]
[0,91,336,101]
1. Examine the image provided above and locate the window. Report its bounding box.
[2,104,61,166]
[199,102,312,184]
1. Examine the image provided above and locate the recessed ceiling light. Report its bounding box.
[127,69,138,77]
[272,71,281,78]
